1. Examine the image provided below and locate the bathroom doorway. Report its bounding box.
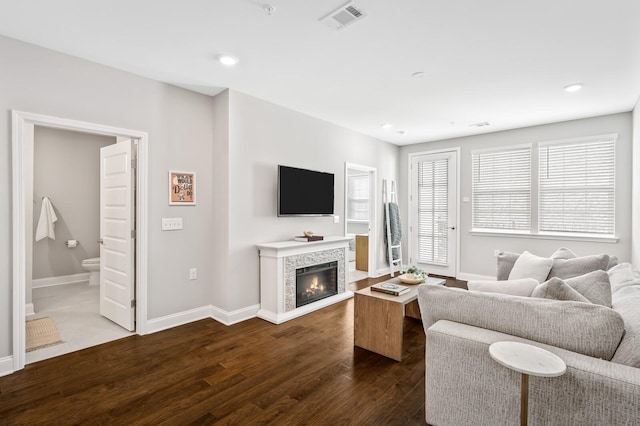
[344,163,377,282]
[12,111,149,372]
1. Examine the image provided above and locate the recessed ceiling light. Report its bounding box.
[380,123,392,129]
[564,83,583,92]
[412,72,425,79]
[218,55,239,66]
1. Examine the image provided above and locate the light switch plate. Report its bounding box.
[162,217,183,231]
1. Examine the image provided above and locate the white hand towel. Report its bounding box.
[35,197,58,241]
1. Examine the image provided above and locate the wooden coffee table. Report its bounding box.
[354,277,446,361]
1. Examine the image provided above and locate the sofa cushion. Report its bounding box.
[496,251,520,280]
[564,270,612,307]
[531,277,591,303]
[610,286,640,368]
[509,251,553,282]
[608,263,640,294]
[468,278,539,297]
[547,254,610,280]
[550,247,578,259]
[417,285,625,360]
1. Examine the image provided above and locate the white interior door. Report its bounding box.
[100,139,135,331]
[410,151,457,277]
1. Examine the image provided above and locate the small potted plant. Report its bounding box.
[400,266,427,284]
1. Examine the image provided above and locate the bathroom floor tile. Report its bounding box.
[26,282,133,364]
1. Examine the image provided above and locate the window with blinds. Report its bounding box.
[539,138,615,235]
[472,147,531,231]
[417,159,448,265]
[347,174,369,221]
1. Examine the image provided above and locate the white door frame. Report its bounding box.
[344,162,377,277]
[407,148,461,277]
[11,110,149,372]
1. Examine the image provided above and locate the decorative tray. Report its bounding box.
[398,273,426,284]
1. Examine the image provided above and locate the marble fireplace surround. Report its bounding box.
[256,237,353,324]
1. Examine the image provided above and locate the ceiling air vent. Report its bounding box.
[320,2,367,30]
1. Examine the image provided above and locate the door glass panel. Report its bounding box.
[417,159,448,266]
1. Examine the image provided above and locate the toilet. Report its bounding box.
[82,257,100,286]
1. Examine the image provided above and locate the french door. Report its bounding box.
[409,150,457,277]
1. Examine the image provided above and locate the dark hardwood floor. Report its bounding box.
[0,275,465,425]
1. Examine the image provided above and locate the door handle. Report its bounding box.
[449,227,456,230]
[98,238,104,244]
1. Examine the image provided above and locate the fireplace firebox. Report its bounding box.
[296,261,338,308]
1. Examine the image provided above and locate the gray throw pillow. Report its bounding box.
[565,270,612,307]
[496,251,520,280]
[547,254,610,280]
[531,277,591,303]
[550,247,577,260]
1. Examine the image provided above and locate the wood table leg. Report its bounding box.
[521,373,528,426]
[354,293,404,361]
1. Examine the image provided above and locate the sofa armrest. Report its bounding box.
[417,284,624,360]
[425,320,640,426]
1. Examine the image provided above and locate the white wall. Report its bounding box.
[400,113,633,279]
[632,97,640,266]
[0,35,218,358]
[219,90,399,312]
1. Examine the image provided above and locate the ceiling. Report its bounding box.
[1,0,639,145]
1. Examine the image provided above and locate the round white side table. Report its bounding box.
[489,341,566,426]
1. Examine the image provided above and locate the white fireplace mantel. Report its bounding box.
[256,236,353,324]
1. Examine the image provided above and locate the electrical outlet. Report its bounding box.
[162,217,183,231]
[333,215,340,224]
[189,268,197,280]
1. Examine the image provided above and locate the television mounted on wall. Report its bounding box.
[278,165,335,216]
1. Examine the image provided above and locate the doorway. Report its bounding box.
[12,111,149,372]
[344,163,377,282]
[408,149,459,277]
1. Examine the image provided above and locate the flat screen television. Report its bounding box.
[278,165,334,216]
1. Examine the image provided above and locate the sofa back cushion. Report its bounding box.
[564,270,612,307]
[418,285,625,360]
[608,263,640,294]
[611,285,640,368]
[547,254,610,280]
[496,251,520,280]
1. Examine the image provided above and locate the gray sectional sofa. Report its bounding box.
[417,256,640,425]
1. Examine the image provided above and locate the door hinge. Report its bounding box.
[131,159,137,169]
[131,229,136,239]
[131,300,136,308]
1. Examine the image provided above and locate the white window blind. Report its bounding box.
[347,174,369,221]
[539,138,615,235]
[417,159,448,265]
[472,147,531,231]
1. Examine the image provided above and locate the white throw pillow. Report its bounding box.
[467,278,540,297]
[508,251,553,282]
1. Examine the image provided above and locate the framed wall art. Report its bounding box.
[169,171,196,205]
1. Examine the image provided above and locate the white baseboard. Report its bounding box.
[25,303,34,317]
[456,272,495,282]
[146,305,213,334]
[0,356,14,377]
[32,272,90,289]
[211,304,260,326]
